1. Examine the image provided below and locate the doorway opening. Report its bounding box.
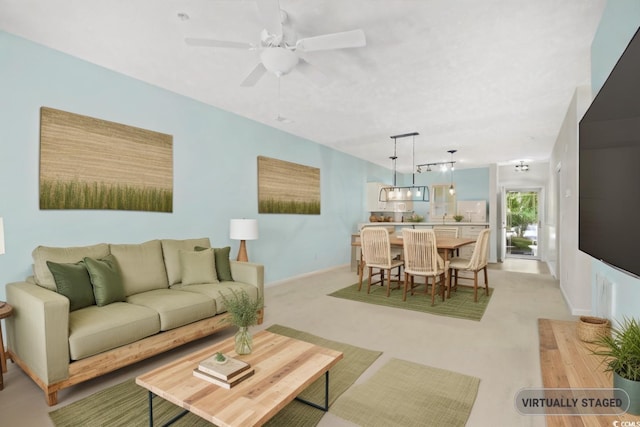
[505,190,540,259]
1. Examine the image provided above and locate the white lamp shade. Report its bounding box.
[0,217,5,255]
[230,219,258,241]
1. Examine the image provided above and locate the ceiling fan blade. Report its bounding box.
[185,38,252,49]
[296,29,366,52]
[256,0,283,36]
[240,63,268,87]
[296,59,329,87]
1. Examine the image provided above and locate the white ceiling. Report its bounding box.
[0,0,606,172]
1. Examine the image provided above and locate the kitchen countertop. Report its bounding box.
[359,221,489,227]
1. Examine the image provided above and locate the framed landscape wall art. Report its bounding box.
[257,156,320,214]
[39,107,173,212]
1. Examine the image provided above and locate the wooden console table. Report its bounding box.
[538,318,636,426]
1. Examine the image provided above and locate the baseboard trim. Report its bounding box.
[265,264,349,288]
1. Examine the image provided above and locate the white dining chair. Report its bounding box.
[402,229,449,306]
[359,227,404,296]
[449,228,491,302]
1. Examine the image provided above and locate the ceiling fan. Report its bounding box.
[185,0,366,87]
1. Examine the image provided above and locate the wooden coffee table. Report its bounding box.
[136,330,343,427]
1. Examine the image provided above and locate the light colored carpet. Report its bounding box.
[49,324,382,427]
[328,280,492,321]
[330,358,480,427]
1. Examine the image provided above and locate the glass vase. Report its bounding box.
[235,326,253,355]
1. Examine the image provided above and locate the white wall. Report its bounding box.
[549,86,592,315]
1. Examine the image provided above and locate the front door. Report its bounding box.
[505,189,540,259]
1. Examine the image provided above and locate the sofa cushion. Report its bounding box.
[110,240,168,296]
[126,289,216,331]
[32,243,110,291]
[179,282,259,315]
[179,249,218,285]
[84,255,126,306]
[68,302,160,360]
[161,238,211,286]
[46,260,96,311]
[195,245,233,282]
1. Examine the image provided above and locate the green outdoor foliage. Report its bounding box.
[40,180,172,212]
[259,199,320,214]
[219,289,264,328]
[506,192,537,237]
[592,317,640,381]
[511,237,534,250]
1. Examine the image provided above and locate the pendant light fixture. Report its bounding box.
[448,149,457,195]
[379,132,428,202]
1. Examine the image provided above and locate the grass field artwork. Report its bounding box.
[258,156,320,214]
[39,107,173,212]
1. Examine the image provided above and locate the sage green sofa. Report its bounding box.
[5,238,264,406]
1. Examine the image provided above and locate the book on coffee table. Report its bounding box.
[193,367,255,389]
[198,355,251,381]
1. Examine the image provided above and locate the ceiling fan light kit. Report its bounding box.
[515,161,530,172]
[184,0,366,87]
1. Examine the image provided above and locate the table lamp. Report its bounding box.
[229,219,258,262]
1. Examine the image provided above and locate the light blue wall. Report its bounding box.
[0,31,393,299]
[589,1,640,321]
[405,167,490,218]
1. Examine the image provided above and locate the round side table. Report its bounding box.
[0,301,14,390]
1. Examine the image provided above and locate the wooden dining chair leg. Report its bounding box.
[440,273,446,301]
[473,270,479,302]
[430,277,436,306]
[386,269,392,297]
[402,272,409,301]
[367,267,373,294]
[483,266,489,296]
[358,261,365,291]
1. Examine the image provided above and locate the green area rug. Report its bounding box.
[49,324,382,427]
[328,281,492,321]
[330,358,480,427]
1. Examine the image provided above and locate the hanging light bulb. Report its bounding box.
[416,188,421,197]
[406,189,412,197]
[448,149,457,196]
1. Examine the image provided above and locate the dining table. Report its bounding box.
[387,236,476,263]
[352,235,477,299]
[352,235,476,273]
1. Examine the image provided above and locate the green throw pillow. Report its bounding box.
[46,260,96,311]
[179,249,218,285]
[195,246,233,281]
[84,255,126,306]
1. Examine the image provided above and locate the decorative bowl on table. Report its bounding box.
[214,352,228,364]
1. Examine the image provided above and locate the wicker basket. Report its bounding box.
[577,316,611,343]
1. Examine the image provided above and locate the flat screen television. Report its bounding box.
[579,27,640,278]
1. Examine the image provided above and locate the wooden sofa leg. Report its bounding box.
[46,390,58,406]
[257,309,264,325]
